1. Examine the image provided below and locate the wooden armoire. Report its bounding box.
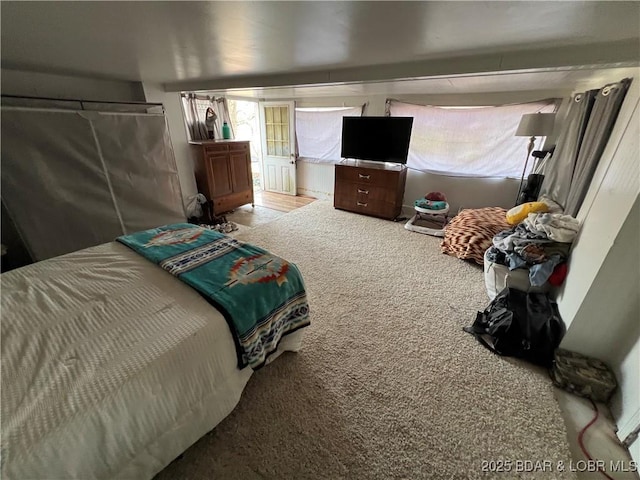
[190,140,254,216]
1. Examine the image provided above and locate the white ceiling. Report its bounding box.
[1,1,639,95]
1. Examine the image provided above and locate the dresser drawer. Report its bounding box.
[335,164,400,187]
[334,194,399,219]
[205,143,229,154]
[333,163,406,220]
[228,142,249,152]
[212,190,253,215]
[335,182,397,204]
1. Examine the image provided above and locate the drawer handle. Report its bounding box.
[357,189,369,195]
[357,202,368,207]
[358,174,370,179]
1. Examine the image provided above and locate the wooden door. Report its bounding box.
[207,153,232,197]
[229,151,252,193]
[259,101,297,195]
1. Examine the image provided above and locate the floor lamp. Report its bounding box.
[514,113,555,205]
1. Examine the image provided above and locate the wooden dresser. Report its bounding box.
[334,161,407,220]
[190,140,254,215]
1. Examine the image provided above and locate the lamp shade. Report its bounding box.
[515,113,556,137]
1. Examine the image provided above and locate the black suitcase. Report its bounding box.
[464,287,566,367]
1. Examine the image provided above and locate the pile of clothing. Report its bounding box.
[200,221,238,234]
[486,212,580,287]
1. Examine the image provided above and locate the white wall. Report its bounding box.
[556,74,639,452]
[142,83,198,211]
[1,68,145,102]
[297,161,335,200]
[563,197,639,442]
[297,160,520,213]
[608,212,640,450]
[403,171,519,215]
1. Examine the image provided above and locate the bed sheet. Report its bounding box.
[0,242,303,479]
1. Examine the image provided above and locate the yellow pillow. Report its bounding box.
[506,201,548,225]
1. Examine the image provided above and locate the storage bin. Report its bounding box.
[484,249,550,300]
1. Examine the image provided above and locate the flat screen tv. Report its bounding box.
[341,116,413,164]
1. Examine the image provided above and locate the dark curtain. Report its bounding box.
[539,90,596,208]
[540,78,631,216]
[564,79,632,216]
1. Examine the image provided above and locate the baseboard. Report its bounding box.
[297,187,333,201]
[617,408,640,445]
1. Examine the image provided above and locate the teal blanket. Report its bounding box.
[117,224,310,369]
[414,199,447,210]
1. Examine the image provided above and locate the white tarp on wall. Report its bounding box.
[388,100,557,177]
[295,107,362,163]
[1,107,185,261]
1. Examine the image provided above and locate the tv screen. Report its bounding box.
[341,116,413,164]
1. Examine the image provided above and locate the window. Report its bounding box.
[295,107,362,163]
[264,105,291,157]
[227,99,261,161]
[227,99,262,188]
[387,100,558,177]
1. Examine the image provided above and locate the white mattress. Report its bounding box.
[1,242,304,479]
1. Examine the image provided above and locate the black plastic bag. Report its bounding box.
[463,288,566,367]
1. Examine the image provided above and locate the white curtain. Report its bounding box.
[181,94,234,141]
[210,97,234,139]
[387,99,558,177]
[295,106,363,163]
[182,93,208,140]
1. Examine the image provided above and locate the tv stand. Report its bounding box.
[334,160,407,220]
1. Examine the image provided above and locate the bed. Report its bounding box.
[1,239,307,479]
[440,206,510,264]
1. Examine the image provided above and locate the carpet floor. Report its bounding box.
[156,201,575,480]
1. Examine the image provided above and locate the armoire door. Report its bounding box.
[229,151,252,192]
[207,154,233,197]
